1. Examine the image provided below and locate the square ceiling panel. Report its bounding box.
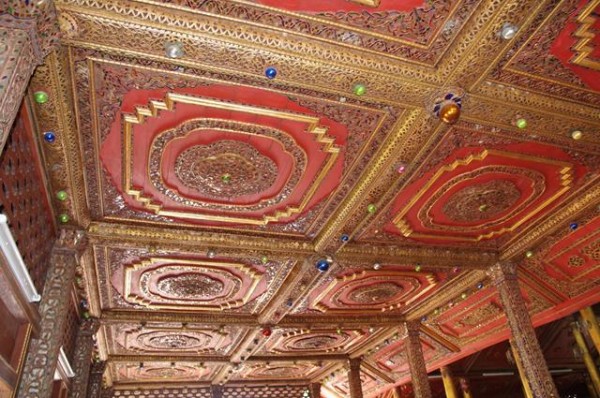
[300,265,457,315]
[257,327,374,357]
[71,49,402,238]
[357,123,600,248]
[93,245,295,314]
[103,322,246,357]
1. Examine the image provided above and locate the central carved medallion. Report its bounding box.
[348,282,403,304]
[442,180,521,222]
[175,140,278,200]
[156,273,225,300]
[291,335,339,350]
[146,334,202,349]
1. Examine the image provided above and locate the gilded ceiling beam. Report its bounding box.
[87,222,315,254]
[101,310,407,328]
[108,354,348,363]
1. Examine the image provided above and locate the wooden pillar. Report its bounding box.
[510,341,533,398]
[86,361,107,398]
[580,307,600,354]
[572,321,600,395]
[404,321,432,398]
[210,384,224,398]
[309,383,321,398]
[488,263,559,397]
[440,367,459,398]
[69,319,101,398]
[0,4,58,154]
[348,358,363,398]
[17,229,86,398]
[459,378,472,398]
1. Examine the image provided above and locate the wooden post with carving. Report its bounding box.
[17,229,86,398]
[309,383,321,398]
[348,358,364,398]
[70,318,101,398]
[404,321,432,398]
[86,360,107,398]
[489,263,559,398]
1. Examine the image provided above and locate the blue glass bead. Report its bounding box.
[434,104,440,113]
[476,282,484,290]
[421,316,428,322]
[316,259,330,272]
[570,222,578,231]
[265,67,277,79]
[43,131,56,143]
[445,93,453,100]
[341,234,350,242]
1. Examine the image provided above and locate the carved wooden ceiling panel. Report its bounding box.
[94,244,294,314]
[22,0,600,395]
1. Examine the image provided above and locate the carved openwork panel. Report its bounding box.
[222,385,310,398]
[0,106,55,292]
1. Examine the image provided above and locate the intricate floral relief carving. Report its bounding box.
[457,303,502,328]
[581,239,600,261]
[442,179,522,223]
[174,140,278,200]
[289,335,339,350]
[348,282,404,304]
[156,273,225,300]
[144,333,203,350]
[316,2,450,44]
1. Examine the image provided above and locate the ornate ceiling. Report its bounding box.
[22,0,600,396]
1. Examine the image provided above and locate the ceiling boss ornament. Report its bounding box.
[432,88,465,124]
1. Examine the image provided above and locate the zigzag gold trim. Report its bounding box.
[571,0,600,71]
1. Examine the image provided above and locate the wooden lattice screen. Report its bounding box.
[0,106,55,293]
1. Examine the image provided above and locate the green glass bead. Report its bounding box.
[353,84,366,96]
[33,91,49,104]
[516,118,527,129]
[59,213,69,223]
[56,190,68,201]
